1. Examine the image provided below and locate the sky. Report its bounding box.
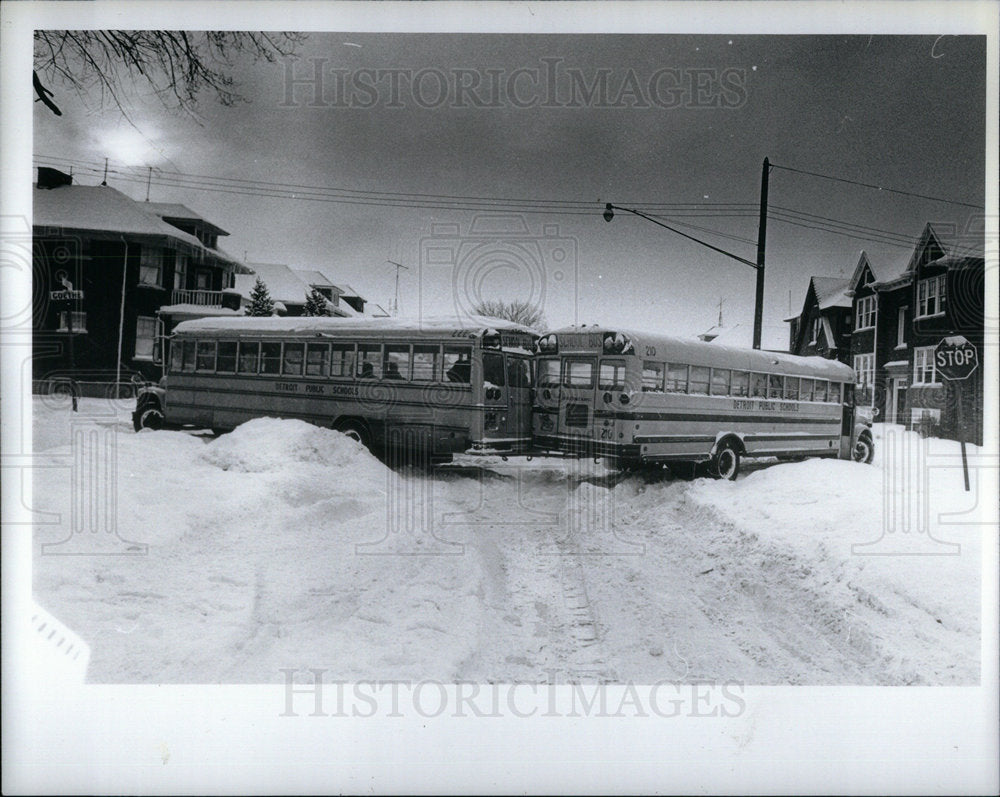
[33,32,987,339]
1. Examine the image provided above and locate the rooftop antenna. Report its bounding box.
[717,297,725,327]
[387,260,409,316]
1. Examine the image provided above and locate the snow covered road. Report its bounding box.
[31,399,982,684]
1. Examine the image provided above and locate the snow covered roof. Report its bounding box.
[236,263,314,305]
[293,269,343,291]
[34,184,237,265]
[143,201,229,236]
[157,304,242,318]
[696,323,789,352]
[812,277,852,309]
[174,314,540,337]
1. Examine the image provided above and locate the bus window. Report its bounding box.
[443,345,472,383]
[182,340,197,372]
[384,344,410,380]
[330,343,354,377]
[562,359,593,389]
[641,361,663,392]
[508,357,531,388]
[800,378,814,401]
[732,371,749,397]
[217,341,237,373]
[196,342,217,372]
[711,368,731,396]
[813,380,826,402]
[261,342,282,374]
[282,342,305,376]
[830,382,842,404]
[170,341,184,373]
[768,374,784,399]
[784,376,799,400]
[750,372,767,397]
[483,351,506,386]
[305,343,329,377]
[238,341,260,374]
[412,344,440,381]
[357,344,382,379]
[537,358,560,387]
[665,363,688,393]
[689,366,710,395]
[599,359,625,390]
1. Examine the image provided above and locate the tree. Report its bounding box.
[303,288,332,317]
[33,31,305,117]
[244,277,275,317]
[473,300,546,331]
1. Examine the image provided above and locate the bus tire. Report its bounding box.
[712,441,741,480]
[852,434,874,464]
[134,402,164,432]
[335,419,372,450]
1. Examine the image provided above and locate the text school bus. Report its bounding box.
[133,315,538,461]
[532,326,874,478]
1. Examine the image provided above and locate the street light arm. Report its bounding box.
[604,203,759,270]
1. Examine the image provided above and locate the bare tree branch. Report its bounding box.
[33,30,306,116]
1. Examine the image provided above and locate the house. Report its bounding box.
[784,276,853,361]
[786,222,985,445]
[293,268,346,310]
[32,168,242,392]
[854,223,985,444]
[696,322,789,352]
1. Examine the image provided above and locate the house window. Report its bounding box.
[139,248,164,287]
[134,316,158,359]
[917,275,946,318]
[913,346,940,384]
[57,311,87,332]
[810,317,821,344]
[196,270,212,290]
[173,253,188,290]
[896,307,907,347]
[855,295,877,329]
[853,353,875,402]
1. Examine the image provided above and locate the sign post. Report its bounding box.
[50,274,85,412]
[934,336,979,491]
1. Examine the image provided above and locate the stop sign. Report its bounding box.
[934,336,979,381]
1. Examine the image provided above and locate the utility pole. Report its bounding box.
[387,260,409,316]
[145,166,152,201]
[753,157,770,350]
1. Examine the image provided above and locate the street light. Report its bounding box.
[603,158,770,349]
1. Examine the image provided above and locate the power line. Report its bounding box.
[770,163,984,210]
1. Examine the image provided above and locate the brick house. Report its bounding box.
[33,168,242,392]
[784,276,853,361]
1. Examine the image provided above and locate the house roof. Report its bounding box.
[293,269,343,291]
[694,322,789,352]
[236,263,315,305]
[34,184,237,265]
[143,201,229,237]
[812,277,852,309]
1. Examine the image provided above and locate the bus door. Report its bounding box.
[559,356,598,445]
[480,350,512,448]
[504,354,533,448]
[839,382,855,458]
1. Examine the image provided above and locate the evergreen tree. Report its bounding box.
[244,277,275,316]
[303,288,332,317]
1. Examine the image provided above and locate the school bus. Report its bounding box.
[531,325,874,478]
[132,315,538,461]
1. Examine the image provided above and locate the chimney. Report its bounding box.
[37,167,73,189]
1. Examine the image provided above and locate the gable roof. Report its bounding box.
[34,184,238,268]
[903,222,947,275]
[846,251,877,294]
[143,201,229,237]
[293,269,343,292]
[236,263,313,305]
[812,276,852,309]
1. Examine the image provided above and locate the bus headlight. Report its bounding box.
[619,393,630,405]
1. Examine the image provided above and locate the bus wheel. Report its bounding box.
[712,442,741,480]
[336,420,371,450]
[852,436,874,464]
[134,403,164,432]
